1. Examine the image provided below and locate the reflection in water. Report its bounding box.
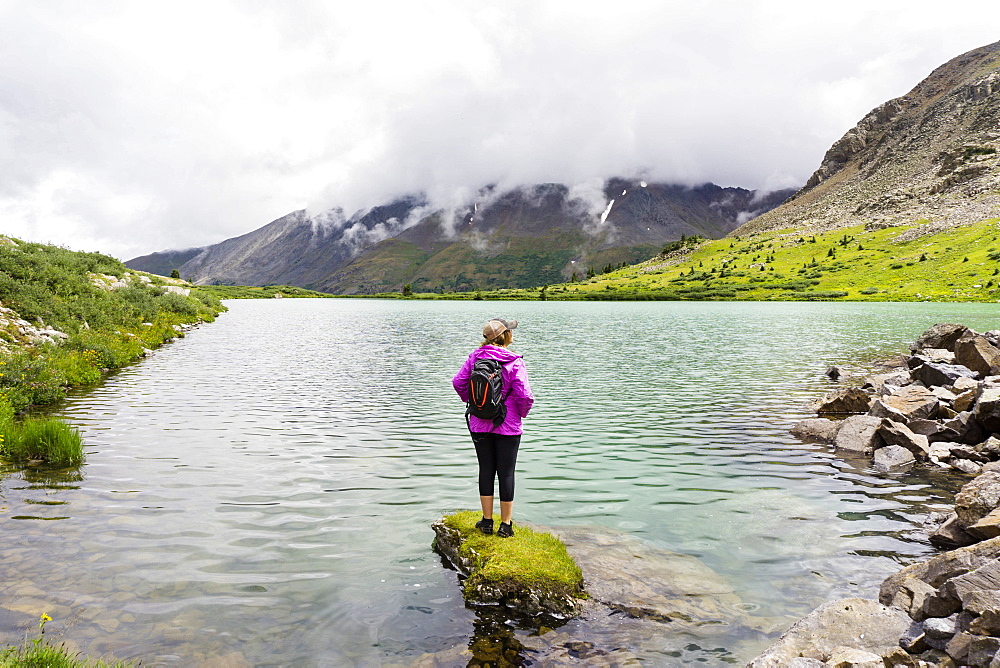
[1,299,997,665]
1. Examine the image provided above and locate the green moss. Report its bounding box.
[442,510,584,598]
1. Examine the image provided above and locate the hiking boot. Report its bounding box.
[475,517,494,535]
[497,521,514,538]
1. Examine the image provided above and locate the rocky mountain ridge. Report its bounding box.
[739,40,1000,239]
[128,180,792,294]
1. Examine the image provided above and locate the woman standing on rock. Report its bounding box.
[452,318,534,538]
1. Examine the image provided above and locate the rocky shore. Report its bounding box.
[752,323,1000,667]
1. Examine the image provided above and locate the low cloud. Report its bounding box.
[0,2,997,259]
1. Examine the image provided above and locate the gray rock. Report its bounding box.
[944,558,1000,604]
[877,420,929,458]
[882,646,921,667]
[924,348,957,364]
[954,389,977,412]
[813,388,872,414]
[911,362,978,389]
[870,385,940,422]
[945,631,973,662]
[873,445,916,472]
[930,385,960,403]
[955,471,1000,529]
[955,334,1000,376]
[950,443,990,463]
[979,436,1000,457]
[899,620,929,653]
[863,371,911,395]
[791,418,843,443]
[911,324,970,353]
[826,646,883,667]
[942,411,985,445]
[880,536,1000,603]
[953,459,984,476]
[968,508,1000,540]
[888,577,938,619]
[826,365,846,380]
[833,415,884,455]
[929,441,958,467]
[909,418,946,437]
[929,514,977,549]
[923,615,957,639]
[975,387,1000,433]
[970,608,1000,636]
[746,598,911,667]
[968,635,1000,667]
[964,589,1000,615]
[787,659,825,667]
[953,376,981,393]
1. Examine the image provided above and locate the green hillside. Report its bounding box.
[463,217,1000,302]
[0,235,225,414]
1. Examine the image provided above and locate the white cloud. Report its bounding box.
[0,0,997,259]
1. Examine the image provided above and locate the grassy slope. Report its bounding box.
[462,217,1000,302]
[0,235,226,412]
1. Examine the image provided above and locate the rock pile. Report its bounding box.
[751,324,1000,666]
[793,323,1000,479]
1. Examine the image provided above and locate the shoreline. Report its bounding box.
[751,323,1000,666]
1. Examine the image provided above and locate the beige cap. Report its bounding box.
[482,318,518,339]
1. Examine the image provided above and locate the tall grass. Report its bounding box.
[0,416,84,467]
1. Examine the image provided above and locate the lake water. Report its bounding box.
[3,299,1000,666]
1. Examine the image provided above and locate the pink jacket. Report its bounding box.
[452,345,534,435]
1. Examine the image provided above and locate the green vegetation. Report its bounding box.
[0,235,225,466]
[0,414,83,466]
[424,217,1000,302]
[441,511,584,601]
[1,614,134,667]
[196,284,335,299]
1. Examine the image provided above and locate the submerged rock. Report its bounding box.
[552,526,747,629]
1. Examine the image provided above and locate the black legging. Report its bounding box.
[471,433,521,502]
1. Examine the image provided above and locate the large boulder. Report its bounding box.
[955,334,1000,377]
[911,324,970,353]
[791,418,842,443]
[833,415,884,455]
[812,388,872,414]
[869,386,940,423]
[974,387,1000,433]
[553,526,747,630]
[910,361,979,389]
[746,598,910,666]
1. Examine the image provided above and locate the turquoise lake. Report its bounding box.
[3,299,1000,665]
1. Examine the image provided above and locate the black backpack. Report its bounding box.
[466,358,508,427]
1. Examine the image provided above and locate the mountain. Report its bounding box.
[122,247,204,278]
[739,40,1000,238]
[127,180,793,294]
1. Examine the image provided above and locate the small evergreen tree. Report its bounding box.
[170,269,181,279]
[402,283,413,297]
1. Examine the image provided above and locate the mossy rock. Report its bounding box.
[432,511,586,623]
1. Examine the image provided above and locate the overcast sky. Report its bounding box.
[1,1,998,260]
